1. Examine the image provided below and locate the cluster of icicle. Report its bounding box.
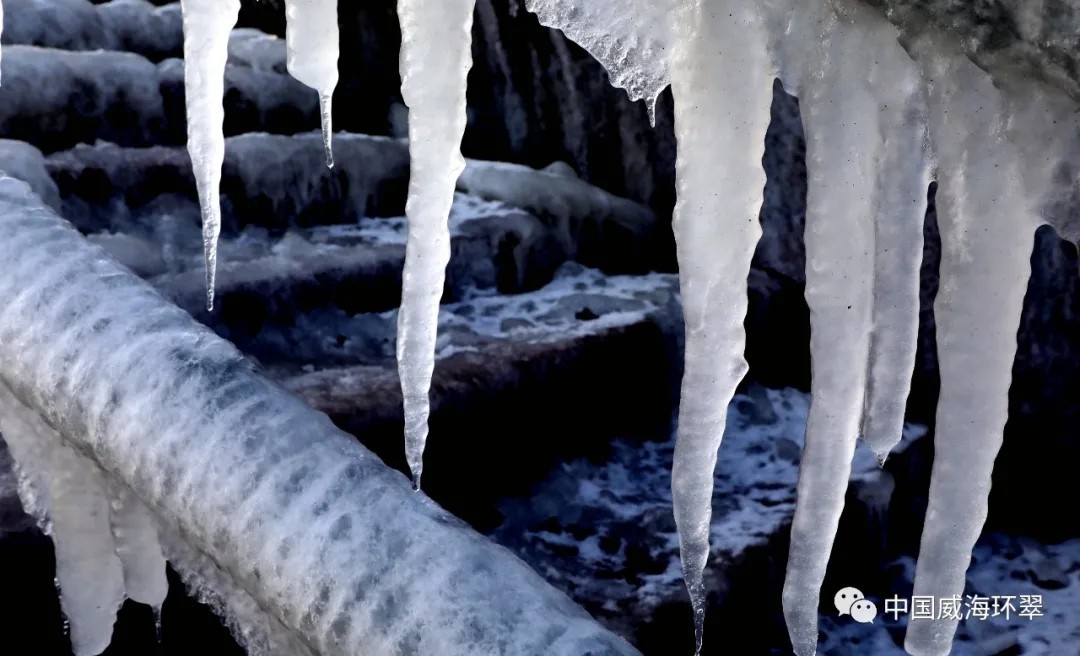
[525,0,1075,655]
[0,0,1075,654]
[176,0,460,490]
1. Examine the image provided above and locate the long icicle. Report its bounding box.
[396,0,476,489]
[904,36,1039,656]
[668,1,773,652]
[180,0,240,311]
[859,10,931,463]
[782,5,878,654]
[284,0,340,168]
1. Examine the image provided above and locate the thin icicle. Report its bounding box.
[0,383,125,656]
[107,480,168,609]
[180,0,240,311]
[782,5,877,654]
[395,0,476,489]
[904,35,1040,656]
[284,0,339,169]
[667,2,773,652]
[860,22,931,461]
[780,4,929,652]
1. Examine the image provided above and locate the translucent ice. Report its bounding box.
[781,4,929,653]
[0,383,125,656]
[395,0,476,488]
[180,0,240,310]
[666,2,773,652]
[284,0,339,168]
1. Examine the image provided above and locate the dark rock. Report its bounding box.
[45,134,411,233]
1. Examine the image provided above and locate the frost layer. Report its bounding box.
[0,177,637,656]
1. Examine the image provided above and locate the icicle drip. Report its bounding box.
[904,36,1040,656]
[667,2,773,652]
[781,6,878,654]
[284,0,339,169]
[395,0,476,489]
[0,384,125,656]
[106,480,168,609]
[180,0,240,311]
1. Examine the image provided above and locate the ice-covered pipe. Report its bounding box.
[0,177,638,656]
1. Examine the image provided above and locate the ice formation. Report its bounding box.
[0,383,128,656]
[395,0,476,489]
[283,0,339,168]
[0,1,1077,655]
[0,175,637,655]
[781,3,930,654]
[180,0,240,310]
[665,2,773,652]
[903,32,1072,656]
[530,0,1074,654]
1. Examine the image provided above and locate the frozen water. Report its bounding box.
[666,2,774,652]
[284,0,338,168]
[180,0,240,310]
[395,0,476,489]
[0,383,125,656]
[781,3,929,654]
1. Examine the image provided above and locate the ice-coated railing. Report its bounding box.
[0,176,639,656]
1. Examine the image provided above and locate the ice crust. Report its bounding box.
[0,177,638,655]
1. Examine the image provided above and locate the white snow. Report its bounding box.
[284,0,338,168]
[180,0,240,311]
[395,0,476,489]
[666,2,774,652]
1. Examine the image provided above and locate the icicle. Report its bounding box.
[860,26,931,461]
[284,0,339,169]
[904,36,1040,656]
[667,2,773,652]
[779,4,929,652]
[180,0,240,311]
[781,6,875,655]
[107,480,168,609]
[395,0,476,489]
[0,384,125,656]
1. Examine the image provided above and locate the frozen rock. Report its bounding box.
[0,139,60,212]
[0,46,166,152]
[2,0,184,62]
[457,159,660,273]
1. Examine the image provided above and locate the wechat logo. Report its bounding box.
[835,586,878,624]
